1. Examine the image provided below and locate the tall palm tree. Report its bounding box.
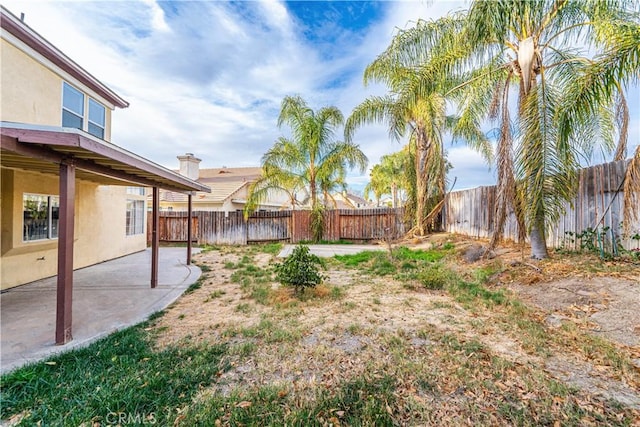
[462,0,640,258]
[364,149,412,208]
[346,21,491,235]
[557,13,640,231]
[393,0,638,258]
[246,95,368,222]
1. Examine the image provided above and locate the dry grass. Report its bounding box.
[147,236,640,424]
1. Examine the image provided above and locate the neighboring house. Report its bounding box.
[0,7,208,343]
[330,191,372,209]
[157,153,292,212]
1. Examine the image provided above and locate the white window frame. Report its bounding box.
[23,194,59,242]
[62,82,84,130]
[88,98,106,139]
[61,82,108,140]
[126,200,145,236]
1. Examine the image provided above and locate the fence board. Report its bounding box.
[150,208,406,245]
[442,160,639,250]
[247,211,291,243]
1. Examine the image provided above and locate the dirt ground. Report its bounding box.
[152,235,640,418]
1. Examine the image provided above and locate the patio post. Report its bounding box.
[151,186,159,288]
[187,193,193,265]
[56,160,75,345]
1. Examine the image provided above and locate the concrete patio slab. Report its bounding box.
[277,244,386,258]
[1,247,200,373]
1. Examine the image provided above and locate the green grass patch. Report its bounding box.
[184,275,206,294]
[0,325,227,425]
[179,376,398,425]
[393,246,445,262]
[334,247,448,278]
[256,242,283,255]
[235,303,252,314]
[250,285,272,305]
[199,244,222,254]
[240,319,303,343]
[449,279,506,306]
[395,262,456,290]
[204,290,226,302]
[334,250,381,266]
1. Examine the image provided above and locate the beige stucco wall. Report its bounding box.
[1,169,147,289]
[0,37,113,140]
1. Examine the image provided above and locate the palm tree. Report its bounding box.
[346,34,491,235]
[246,95,368,236]
[463,0,640,258]
[364,149,412,208]
[556,14,640,231]
[391,1,638,258]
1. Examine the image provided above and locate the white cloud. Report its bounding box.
[4,0,638,190]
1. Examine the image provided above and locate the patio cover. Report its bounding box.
[1,122,210,344]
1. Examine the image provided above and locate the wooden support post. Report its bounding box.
[151,187,159,288]
[187,193,192,266]
[56,160,75,345]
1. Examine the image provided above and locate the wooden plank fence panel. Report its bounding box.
[198,211,247,245]
[442,160,639,250]
[151,208,407,245]
[147,211,197,243]
[339,208,404,240]
[290,210,311,243]
[247,211,291,243]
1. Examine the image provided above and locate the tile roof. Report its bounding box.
[160,180,249,204]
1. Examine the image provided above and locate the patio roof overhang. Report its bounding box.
[0,122,210,194]
[1,122,207,346]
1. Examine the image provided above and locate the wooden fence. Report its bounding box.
[148,208,405,246]
[442,160,640,250]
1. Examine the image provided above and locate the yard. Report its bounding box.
[2,234,639,426]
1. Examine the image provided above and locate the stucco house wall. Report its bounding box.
[0,12,146,289]
[0,36,114,139]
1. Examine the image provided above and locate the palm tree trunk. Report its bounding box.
[529,212,548,259]
[310,176,317,210]
[415,130,430,236]
[391,182,398,208]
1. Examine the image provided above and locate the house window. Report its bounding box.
[126,200,145,235]
[23,194,59,241]
[62,82,84,130]
[62,82,108,139]
[88,98,106,139]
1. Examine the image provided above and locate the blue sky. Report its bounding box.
[4,0,638,193]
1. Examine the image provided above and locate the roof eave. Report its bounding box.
[0,6,129,109]
[1,122,209,193]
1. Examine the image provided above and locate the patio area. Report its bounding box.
[1,247,201,373]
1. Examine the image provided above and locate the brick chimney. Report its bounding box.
[177,153,201,180]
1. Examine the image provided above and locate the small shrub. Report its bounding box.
[275,244,325,294]
[418,264,453,290]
